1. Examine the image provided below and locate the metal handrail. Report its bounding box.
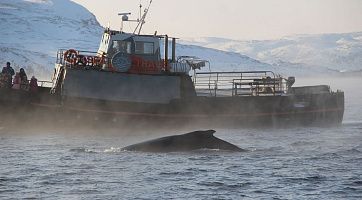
[17,80,52,88]
[38,81,52,87]
[56,49,100,66]
[195,70,275,75]
[192,71,286,97]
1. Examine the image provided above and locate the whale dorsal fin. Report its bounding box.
[184,130,216,137]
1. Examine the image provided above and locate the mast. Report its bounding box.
[118,0,153,34]
[133,0,153,35]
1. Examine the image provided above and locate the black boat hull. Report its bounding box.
[0,88,344,129]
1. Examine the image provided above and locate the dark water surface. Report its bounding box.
[1,77,361,199]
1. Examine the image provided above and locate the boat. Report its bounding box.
[0,3,344,128]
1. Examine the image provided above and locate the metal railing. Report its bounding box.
[38,81,53,88]
[56,49,101,69]
[192,71,287,97]
[17,80,53,88]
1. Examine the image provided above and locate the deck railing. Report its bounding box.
[56,49,101,69]
[38,81,53,88]
[56,49,169,73]
[192,71,287,97]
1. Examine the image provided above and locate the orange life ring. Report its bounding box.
[64,49,78,65]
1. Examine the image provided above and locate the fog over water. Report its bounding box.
[0,77,361,199]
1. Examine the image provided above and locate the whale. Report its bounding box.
[122,130,245,152]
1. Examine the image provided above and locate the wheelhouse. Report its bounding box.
[97,30,161,62]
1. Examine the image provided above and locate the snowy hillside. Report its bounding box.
[172,44,273,72]
[0,0,351,79]
[181,32,362,73]
[0,0,103,79]
[0,0,280,78]
[170,43,328,76]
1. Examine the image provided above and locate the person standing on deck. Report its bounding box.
[0,71,7,88]
[12,72,21,90]
[2,62,15,88]
[29,76,38,93]
[19,68,27,81]
[19,68,29,91]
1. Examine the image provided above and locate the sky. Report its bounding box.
[72,0,362,40]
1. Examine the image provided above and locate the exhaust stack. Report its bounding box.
[164,35,168,71]
[172,38,176,63]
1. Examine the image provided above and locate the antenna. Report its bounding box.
[139,3,142,21]
[118,0,153,34]
[133,0,153,35]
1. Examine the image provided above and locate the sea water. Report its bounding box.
[0,77,361,199]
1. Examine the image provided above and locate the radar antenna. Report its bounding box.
[118,12,132,32]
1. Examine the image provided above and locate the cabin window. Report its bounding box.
[111,40,132,54]
[135,41,154,55]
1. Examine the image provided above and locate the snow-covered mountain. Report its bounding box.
[0,0,103,78]
[0,0,277,79]
[1,0,355,79]
[0,0,302,79]
[172,44,275,72]
[180,32,362,73]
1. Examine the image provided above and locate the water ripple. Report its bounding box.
[1,124,361,199]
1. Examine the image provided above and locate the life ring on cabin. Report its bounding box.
[111,52,131,72]
[64,49,78,65]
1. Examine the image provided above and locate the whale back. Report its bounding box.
[122,130,244,152]
[183,129,216,138]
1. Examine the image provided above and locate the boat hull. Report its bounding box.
[0,88,344,129]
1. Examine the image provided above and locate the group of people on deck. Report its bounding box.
[0,62,38,92]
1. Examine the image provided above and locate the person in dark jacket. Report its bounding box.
[2,62,15,77]
[2,62,14,88]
